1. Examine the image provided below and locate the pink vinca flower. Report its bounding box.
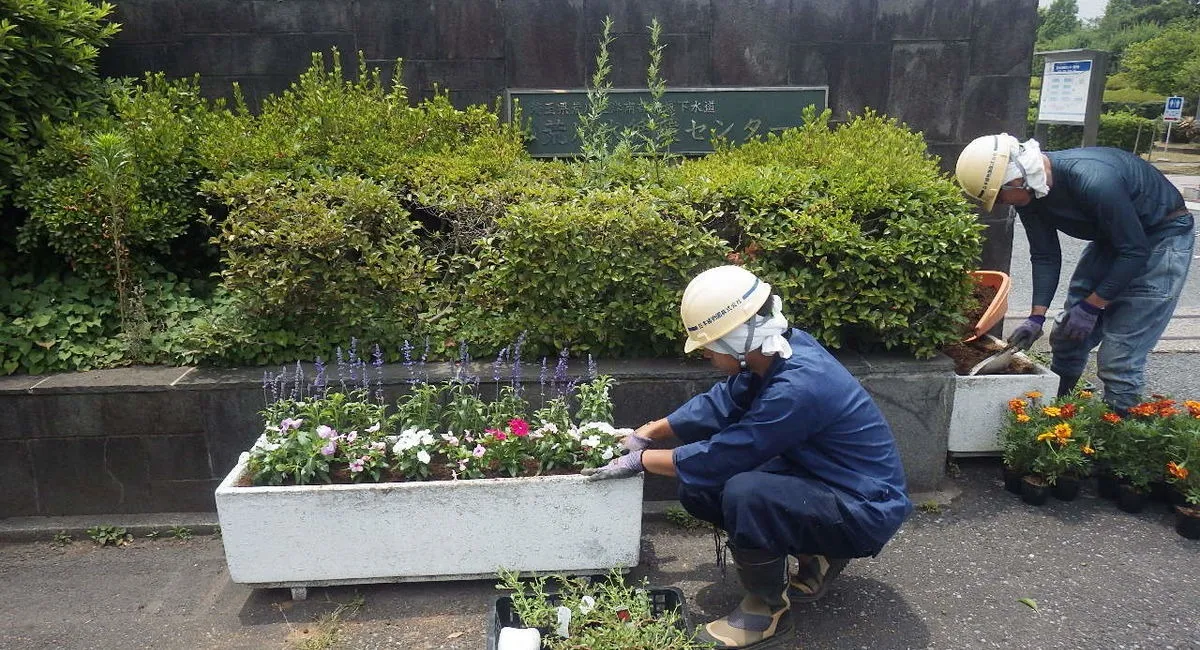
[348,458,365,473]
[316,425,335,439]
[320,441,337,456]
[346,431,358,443]
[472,445,486,457]
[509,418,529,437]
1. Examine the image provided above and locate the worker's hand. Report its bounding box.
[580,450,643,481]
[1007,316,1045,351]
[621,431,653,452]
[1059,302,1102,341]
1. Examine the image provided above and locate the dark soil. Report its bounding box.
[942,337,1035,376]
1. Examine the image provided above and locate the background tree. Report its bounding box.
[1122,21,1200,98]
[1039,0,1082,42]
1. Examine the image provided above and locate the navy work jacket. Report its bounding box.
[667,329,912,553]
[1018,147,1191,306]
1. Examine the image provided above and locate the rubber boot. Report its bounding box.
[1057,373,1081,399]
[788,554,850,603]
[696,548,792,649]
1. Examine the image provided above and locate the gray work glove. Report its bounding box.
[621,432,653,453]
[580,450,644,481]
[1007,315,1045,351]
[1059,302,1102,341]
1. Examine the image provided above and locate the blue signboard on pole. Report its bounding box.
[1164,96,1184,122]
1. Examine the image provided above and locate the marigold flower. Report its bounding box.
[1025,391,1043,400]
[1042,406,1062,418]
[1016,414,1031,423]
[1053,423,1072,439]
[1080,390,1093,399]
[1082,444,1094,456]
[1102,412,1121,423]
[1128,403,1157,417]
[1060,403,1077,419]
[1037,432,1055,442]
[1008,398,1027,413]
[1167,462,1189,481]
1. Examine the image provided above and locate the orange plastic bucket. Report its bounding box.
[963,270,1011,342]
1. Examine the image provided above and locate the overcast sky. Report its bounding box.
[1039,0,1107,21]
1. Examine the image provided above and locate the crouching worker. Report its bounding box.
[583,265,913,649]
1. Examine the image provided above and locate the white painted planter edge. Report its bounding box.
[215,455,644,588]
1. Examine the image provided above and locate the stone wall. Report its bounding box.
[0,353,954,517]
[98,0,1038,268]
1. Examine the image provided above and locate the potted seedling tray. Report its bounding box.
[486,586,691,650]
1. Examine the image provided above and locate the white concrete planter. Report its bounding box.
[947,338,1059,455]
[215,457,643,598]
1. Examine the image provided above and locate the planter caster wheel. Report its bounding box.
[290,587,308,601]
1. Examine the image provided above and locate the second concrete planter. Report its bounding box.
[947,339,1059,455]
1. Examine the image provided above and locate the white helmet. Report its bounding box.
[955,133,1019,212]
[681,265,772,354]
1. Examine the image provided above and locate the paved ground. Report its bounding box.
[1,459,1196,650]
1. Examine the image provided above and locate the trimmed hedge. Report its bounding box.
[4,53,985,374]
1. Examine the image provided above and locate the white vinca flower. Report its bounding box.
[417,449,431,465]
[580,421,617,435]
[601,447,615,461]
[367,422,381,433]
[582,435,601,448]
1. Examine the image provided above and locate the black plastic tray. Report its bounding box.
[485,586,689,649]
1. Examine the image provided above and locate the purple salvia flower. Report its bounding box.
[402,339,417,385]
[313,356,326,396]
[262,370,272,406]
[539,356,548,399]
[421,336,430,383]
[373,343,385,403]
[587,354,597,380]
[511,331,527,393]
[336,346,347,393]
[554,348,569,397]
[493,346,508,383]
[292,361,304,400]
[348,338,359,387]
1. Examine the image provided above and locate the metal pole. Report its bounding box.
[1164,121,1173,161]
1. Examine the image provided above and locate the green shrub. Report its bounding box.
[0,0,119,201]
[666,109,983,358]
[1097,111,1157,153]
[454,187,728,359]
[204,174,437,362]
[15,74,221,281]
[202,50,525,183]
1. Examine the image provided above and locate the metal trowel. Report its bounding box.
[967,341,1022,376]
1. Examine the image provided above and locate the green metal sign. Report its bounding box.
[505,87,828,157]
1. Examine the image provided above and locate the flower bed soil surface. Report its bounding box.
[962,283,999,335]
[942,338,1035,376]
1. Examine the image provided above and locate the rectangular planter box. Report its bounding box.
[947,339,1059,455]
[215,457,643,593]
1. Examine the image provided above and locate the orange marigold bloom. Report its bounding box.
[1082,444,1094,456]
[1053,423,1072,439]
[1042,406,1062,418]
[1167,462,1189,481]
[1008,398,1027,413]
[1016,414,1031,423]
[1060,403,1077,419]
[1128,403,1157,417]
[1080,390,1093,399]
[1025,391,1043,400]
[1185,400,1200,418]
[1037,432,1055,442]
[1102,412,1122,423]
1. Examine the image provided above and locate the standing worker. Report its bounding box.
[955,135,1195,411]
[583,265,913,649]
